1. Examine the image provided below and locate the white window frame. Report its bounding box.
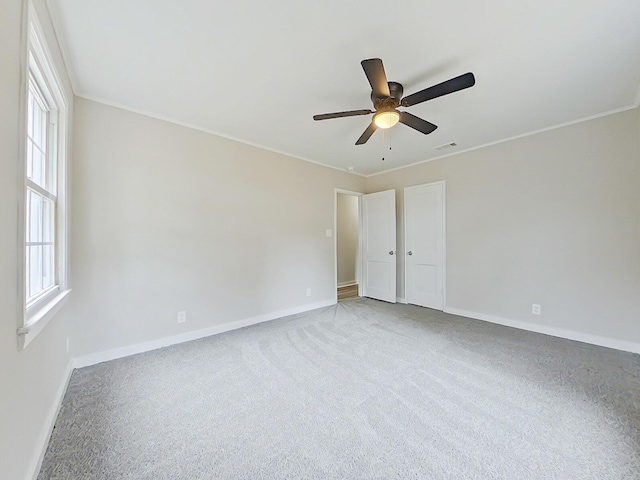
[17,4,70,350]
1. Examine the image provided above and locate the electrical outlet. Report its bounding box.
[325,229,332,238]
[177,311,187,324]
[532,304,541,315]
[306,288,312,297]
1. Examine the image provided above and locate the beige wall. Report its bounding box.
[336,194,359,286]
[367,108,640,344]
[0,1,75,479]
[70,98,365,356]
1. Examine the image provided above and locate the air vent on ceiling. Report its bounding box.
[434,142,457,151]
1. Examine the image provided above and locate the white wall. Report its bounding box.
[70,98,365,357]
[336,194,359,286]
[0,1,75,479]
[367,108,640,345]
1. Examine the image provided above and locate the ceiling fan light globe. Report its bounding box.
[374,110,400,129]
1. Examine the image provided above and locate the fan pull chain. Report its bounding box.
[382,128,392,161]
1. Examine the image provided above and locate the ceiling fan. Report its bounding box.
[313,58,475,145]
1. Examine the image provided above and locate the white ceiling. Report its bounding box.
[50,0,640,176]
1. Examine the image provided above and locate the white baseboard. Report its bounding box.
[73,299,336,369]
[337,281,357,288]
[444,306,640,354]
[29,359,74,480]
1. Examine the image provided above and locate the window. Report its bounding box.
[26,72,57,304]
[18,6,70,349]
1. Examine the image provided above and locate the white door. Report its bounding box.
[404,182,445,309]
[362,190,396,303]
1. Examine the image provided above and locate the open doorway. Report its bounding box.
[335,190,362,302]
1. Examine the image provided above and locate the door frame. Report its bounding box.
[334,189,364,303]
[403,180,447,309]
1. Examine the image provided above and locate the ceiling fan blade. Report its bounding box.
[355,122,377,145]
[401,72,475,107]
[361,58,391,98]
[313,109,373,121]
[399,111,438,135]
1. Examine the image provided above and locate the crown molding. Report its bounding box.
[367,102,640,178]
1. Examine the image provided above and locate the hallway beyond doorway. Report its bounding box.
[338,284,358,301]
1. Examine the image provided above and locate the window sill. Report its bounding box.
[18,289,71,350]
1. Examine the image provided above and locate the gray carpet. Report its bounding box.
[39,298,640,479]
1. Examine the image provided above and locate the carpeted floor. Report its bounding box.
[39,298,640,479]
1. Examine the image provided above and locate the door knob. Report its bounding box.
[389,251,394,255]
[408,251,413,255]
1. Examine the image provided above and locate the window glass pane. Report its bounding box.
[42,244,54,290]
[27,141,33,182]
[25,242,30,297]
[32,97,42,146]
[27,83,49,190]
[38,108,47,150]
[29,144,47,188]
[42,196,54,243]
[28,190,43,243]
[30,88,47,150]
[28,245,43,299]
[28,93,34,139]
[26,190,55,301]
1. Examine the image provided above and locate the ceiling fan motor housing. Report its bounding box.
[371,81,404,110]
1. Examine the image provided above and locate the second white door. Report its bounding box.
[404,182,445,310]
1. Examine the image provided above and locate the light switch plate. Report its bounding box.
[326,229,332,237]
